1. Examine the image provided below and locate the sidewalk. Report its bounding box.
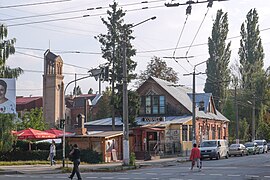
[0,156,189,175]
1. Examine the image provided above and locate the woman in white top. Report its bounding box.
[49,140,56,166]
[0,79,15,114]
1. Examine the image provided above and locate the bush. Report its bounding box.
[80,149,102,163]
[129,152,136,166]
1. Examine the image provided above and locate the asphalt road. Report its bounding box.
[1,153,270,180]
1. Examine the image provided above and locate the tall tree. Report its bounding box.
[95,87,112,120]
[0,23,23,152]
[95,2,138,126]
[137,56,178,86]
[204,10,231,111]
[238,9,265,93]
[238,9,266,139]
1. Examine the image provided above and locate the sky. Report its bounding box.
[1,0,270,97]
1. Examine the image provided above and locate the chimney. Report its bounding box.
[75,113,87,135]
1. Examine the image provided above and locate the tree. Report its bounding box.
[0,24,23,78]
[95,87,112,120]
[239,9,265,93]
[16,108,48,130]
[204,10,231,112]
[238,9,266,139]
[95,2,139,126]
[0,23,23,152]
[73,85,82,95]
[137,56,178,86]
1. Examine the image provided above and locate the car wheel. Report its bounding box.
[225,152,229,159]
[229,154,231,157]
[216,153,220,160]
[241,151,244,156]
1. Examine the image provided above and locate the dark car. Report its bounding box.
[244,142,259,155]
[229,144,248,157]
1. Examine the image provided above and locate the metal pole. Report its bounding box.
[192,69,196,145]
[62,75,91,167]
[235,86,239,144]
[252,94,255,141]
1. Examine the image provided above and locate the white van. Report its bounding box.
[200,139,229,160]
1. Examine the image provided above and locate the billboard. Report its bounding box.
[0,78,16,114]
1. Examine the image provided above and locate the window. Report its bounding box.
[143,95,165,115]
[182,125,188,141]
[189,125,193,141]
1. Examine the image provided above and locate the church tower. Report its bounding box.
[43,49,64,128]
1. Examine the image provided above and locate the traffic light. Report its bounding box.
[60,119,65,129]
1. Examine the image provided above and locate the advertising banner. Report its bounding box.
[0,78,16,114]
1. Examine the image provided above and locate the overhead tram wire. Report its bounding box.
[16,51,90,71]
[0,0,72,9]
[185,7,210,67]
[2,0,164,22]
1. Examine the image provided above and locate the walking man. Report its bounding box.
[190,143,201,171]
[68,144,82,180]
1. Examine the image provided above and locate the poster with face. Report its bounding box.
[0,78,16,114]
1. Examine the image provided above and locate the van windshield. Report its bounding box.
[255,141,263,145]
[200,141,217,147]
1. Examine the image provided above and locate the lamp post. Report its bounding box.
[184,60,207,145]
[122,16,156,166]
[62,74,92,167]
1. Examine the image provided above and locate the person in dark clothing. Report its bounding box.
[68,144,82,180]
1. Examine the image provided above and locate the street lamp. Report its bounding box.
[184,60,207,145]
[62,74,92,167]
[122,16,156,166]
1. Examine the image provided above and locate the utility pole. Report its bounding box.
[183,60,206,145]
[235,86,239,144]
[122,16,156,166]
[252,93,255,141]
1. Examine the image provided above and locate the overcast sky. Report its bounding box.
[1,0,270,97]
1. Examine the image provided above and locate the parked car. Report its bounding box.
[200,139,229,160]
[267,143,270,151]
[229,144,248,157]
[254,140,268,153]
[244,142,259,155]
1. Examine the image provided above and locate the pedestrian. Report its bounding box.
[49,140,56,166]
[68,144,82,180]
[190,143,201,171]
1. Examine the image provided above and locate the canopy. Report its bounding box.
[15,128,56,140]
[44,128,73,137]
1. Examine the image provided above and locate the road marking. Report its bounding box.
[118,178,130,179]
[209,174,222,176]
[146,173,157,175]
[264,176,270,178]
[228,174,241,177]
[132,173,142,175]
[134,178,145,179]
[86,177,98,179]
[245,175,260,178]
[101,177,114,179]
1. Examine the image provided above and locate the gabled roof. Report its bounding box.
[44,49,63,63]
[148,76,193,112]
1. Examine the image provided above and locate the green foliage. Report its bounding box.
[0,114,16,152]
[137,56,179,87]
[95,87,112,120]
[129,152,136,166]
[239,8,265,92]
[0,24,23,78]
[114,90,140,126]
[204,9,231,111]
[16,108,48,130]
[239,118,250,142]
[80,149,102,163]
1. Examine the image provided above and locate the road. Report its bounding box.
[1,153,270,180]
